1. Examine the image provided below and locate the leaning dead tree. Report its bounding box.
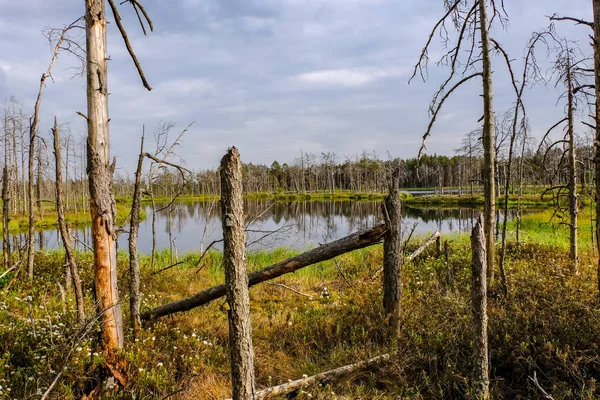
[26,17,84,280]
[221,147,256,400]
[142,224,388,320]
[471,215,489,398]
[411,0,508,281]
[382,162,403,336]
[53,118,86,326]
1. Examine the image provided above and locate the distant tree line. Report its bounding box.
[2,98,595,205]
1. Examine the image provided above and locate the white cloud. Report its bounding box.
[296,67,406,87]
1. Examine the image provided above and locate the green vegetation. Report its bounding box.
[0,210,598,398]
[0,201,142,232]
[404,193,557,208]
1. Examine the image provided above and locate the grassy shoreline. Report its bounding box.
[0,215,597,398]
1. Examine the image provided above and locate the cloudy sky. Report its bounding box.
[0,0,594,175]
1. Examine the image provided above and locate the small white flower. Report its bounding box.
[157,362,163,367]
[138,368,144,372]
[173,346,177,350]
[302,374,308,379]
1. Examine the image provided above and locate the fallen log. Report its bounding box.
[372,231,441,279]
[142,224,388,320]
[226,352,393,400]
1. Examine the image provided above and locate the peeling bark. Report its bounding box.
[85,0,123,354]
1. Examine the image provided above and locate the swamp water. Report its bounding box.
[23,200,519,253]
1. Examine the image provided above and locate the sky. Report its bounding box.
[0,0,594,177]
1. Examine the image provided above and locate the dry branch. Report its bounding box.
[142,224,388,320]
[237,352,393,400]
[106,0,152,90]
[372,231,441,279]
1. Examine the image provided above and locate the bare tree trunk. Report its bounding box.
[53,118,85,325]
[11,120,17,216]
[480,0,496,282]
[471,215,489,399]
[566,56,578,274]
[2,167,10,267]
[129,134,144,337]
[221,147,255,400]
[36,145,43,221]
[594,0,600,294]
[382,165,402,336]
[27,121,35,280]
[85,0,124,354]
[150,185,157,269]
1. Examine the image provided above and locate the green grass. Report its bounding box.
[0,201,143,233]
[0,216,598,399]
[405,193,557,208]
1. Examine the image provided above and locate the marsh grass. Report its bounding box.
[0,223,598,398]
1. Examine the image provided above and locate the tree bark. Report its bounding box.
[479,0,496,282]
[53,117,85,326]
[566,54,578,274]
[85,0,124,354]
[2,166,10,268]
[221,147,255,400]
[382,165,402,335]
[471,215,489,399]
[593,0,600,296]
[27,120,35,280]
[142,224,388,320]
[129,134,145,337]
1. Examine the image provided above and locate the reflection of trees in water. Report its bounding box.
[26,200,527,252]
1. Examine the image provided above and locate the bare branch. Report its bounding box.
[106,0,152,90]
[419,72,483,157]
[549,14,593,28]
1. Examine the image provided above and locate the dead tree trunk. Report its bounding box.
[129,134,145,337]
[480,0,496,282]
[382,165,402,335]
[221,147,255,400]
[53,117,85,325]
[85,0,124,354]
[2,167,10,267]
[594,0,600,296]
[471,215,489,399]
[27,120,35,280]
[566,55,578,274]
[142,224,388,320]
[36,145,43,221]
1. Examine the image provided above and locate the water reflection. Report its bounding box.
[28,200,520,253]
